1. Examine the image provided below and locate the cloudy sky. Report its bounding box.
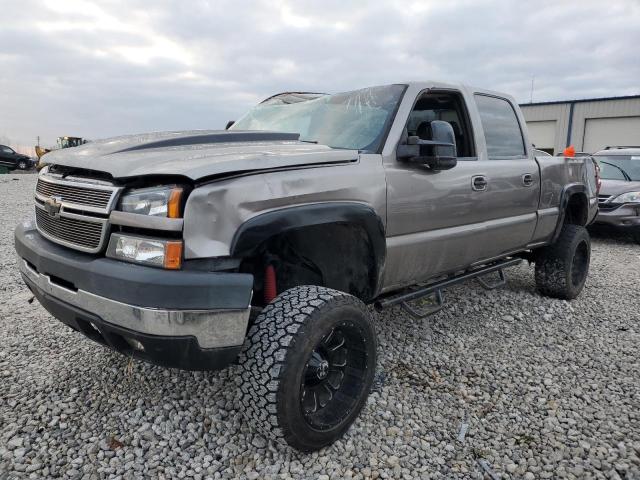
[1,0,639,150]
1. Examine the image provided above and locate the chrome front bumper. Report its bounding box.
[19,258,251,349]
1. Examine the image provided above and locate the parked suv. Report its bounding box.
[592,147,640,243]
[0,145,33,171]
[15,82,598,451]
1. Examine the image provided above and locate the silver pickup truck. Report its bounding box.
[14,82,598,451]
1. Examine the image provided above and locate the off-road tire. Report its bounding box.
[237,285,377,452]
[535,224,590,300]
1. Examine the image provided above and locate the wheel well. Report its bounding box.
[564,193,588,226]
[239,223,378,306]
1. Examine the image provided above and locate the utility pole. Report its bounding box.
[530,76,535,103]
[37,136,40,147]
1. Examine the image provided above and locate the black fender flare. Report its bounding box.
[551,183,589,243]
[230,202,386,300]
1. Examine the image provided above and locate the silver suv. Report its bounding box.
[15,81,598,451]
[592,147,640,243]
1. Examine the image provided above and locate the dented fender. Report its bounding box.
[182,154,387,260]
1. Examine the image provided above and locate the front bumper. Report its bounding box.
[15,220,254,370]
[593,203,640,231]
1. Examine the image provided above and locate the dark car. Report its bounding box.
[0,145,34,171]
[592,147,640,243]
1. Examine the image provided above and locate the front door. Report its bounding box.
[383,89,487,290]
[382,89,539,292]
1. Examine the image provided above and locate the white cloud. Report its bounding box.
[0,0,638,148]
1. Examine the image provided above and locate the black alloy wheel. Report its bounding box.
[301,324,368,431]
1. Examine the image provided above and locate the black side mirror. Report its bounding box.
[225,120,235,130]
[397,120,457,170]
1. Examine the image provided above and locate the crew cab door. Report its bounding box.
[469,93,539,262]
[381,86,539,291]
[383,88,489,290]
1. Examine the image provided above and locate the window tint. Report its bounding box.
[406,91,475,157]
[474,95,525,158]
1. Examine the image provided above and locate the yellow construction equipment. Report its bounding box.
[35,136,87,168]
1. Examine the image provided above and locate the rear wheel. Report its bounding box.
[237,285,377,452]
[534,224,590,299]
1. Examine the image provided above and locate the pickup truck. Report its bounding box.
[14,82,598,452]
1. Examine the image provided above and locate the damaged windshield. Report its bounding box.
[230,85,406,152]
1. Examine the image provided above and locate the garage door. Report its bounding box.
[526,120,557,153]
[583,116,640,153]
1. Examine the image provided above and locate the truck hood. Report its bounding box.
[42,130,359,181]
[600,179,640,198]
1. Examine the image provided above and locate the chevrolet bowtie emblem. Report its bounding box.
[44,196,62,217]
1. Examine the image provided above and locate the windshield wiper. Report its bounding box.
[600,161,632,181]
[299,139,318,144]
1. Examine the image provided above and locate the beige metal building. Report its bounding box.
[520,95,640,155]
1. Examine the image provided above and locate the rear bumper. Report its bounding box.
[594,204,640,230]
[15,220,254,370]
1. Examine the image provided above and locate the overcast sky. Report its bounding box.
[1,0,639,149]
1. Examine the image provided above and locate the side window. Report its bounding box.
[474,94,526,158]
[405,91,476,158]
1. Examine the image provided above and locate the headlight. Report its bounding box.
[107,233,182,269]
[118,186,183,218]
[611,191,640,203]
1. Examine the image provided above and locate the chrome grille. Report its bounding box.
[34,173,121,253]
[36,176,115,212]
[35,207,105,250]
[598,194,612,204]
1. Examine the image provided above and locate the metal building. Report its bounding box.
[520,95,640,155]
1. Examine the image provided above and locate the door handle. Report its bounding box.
[472,175,488,191]
[522,173,534,187]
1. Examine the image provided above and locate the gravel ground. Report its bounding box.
[1,174,639,479]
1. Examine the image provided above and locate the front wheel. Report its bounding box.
[237,285,377,452]
[18,160,28,170]
[534,224,591,300]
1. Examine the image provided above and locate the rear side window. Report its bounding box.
[474,94,526,158]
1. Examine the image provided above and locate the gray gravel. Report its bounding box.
[1,174,640,479]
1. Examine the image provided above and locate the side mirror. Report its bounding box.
[225,120,235,130]
[397,120,457,170]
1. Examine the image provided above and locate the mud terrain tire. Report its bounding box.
[535,224,590,300]
[237,285,377,452]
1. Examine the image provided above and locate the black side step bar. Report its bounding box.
[375,257,522,319]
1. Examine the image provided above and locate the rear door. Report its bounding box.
[470,93,539,261]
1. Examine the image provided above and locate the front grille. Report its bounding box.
[36,177,114,210]
[36,207,105,250]
[598,194,612,204]
[34,173,121,253]
[598,203,622,212]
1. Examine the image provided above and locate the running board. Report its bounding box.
[476,268,506,290]
[375,258,522,320]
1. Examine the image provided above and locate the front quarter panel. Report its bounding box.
[182,155,386,259]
